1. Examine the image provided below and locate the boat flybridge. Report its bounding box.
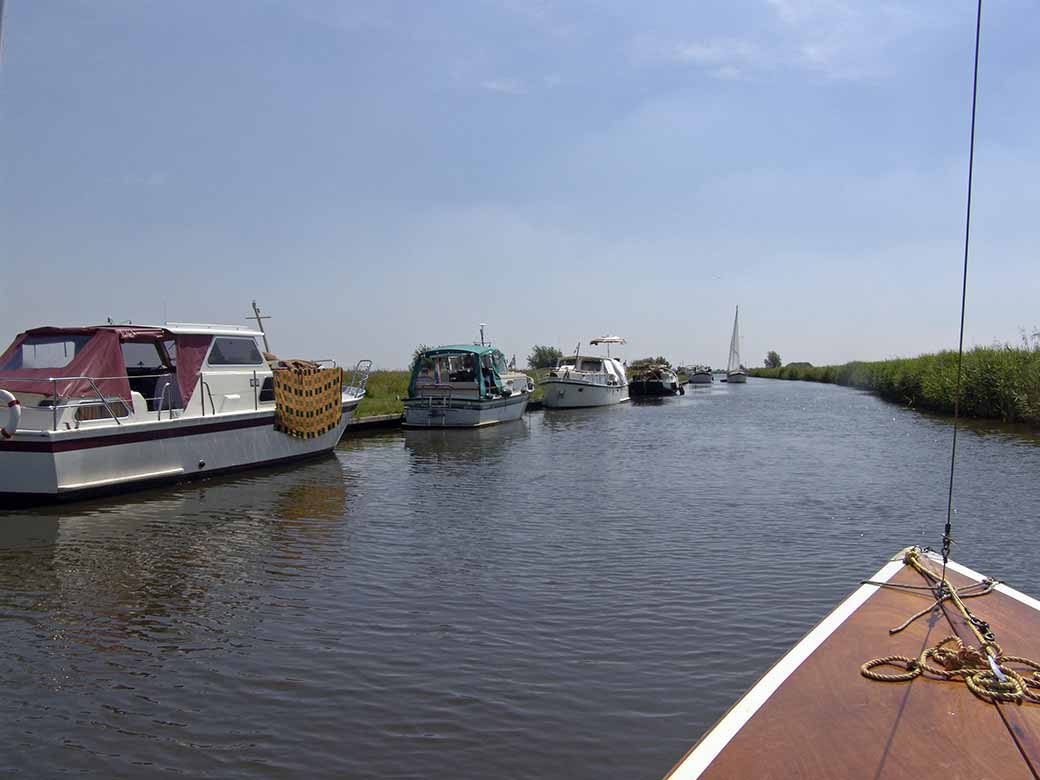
[540,336,630,409]
[0,322,370,503]
[404,343,533,427]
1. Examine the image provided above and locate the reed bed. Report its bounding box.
[750,343,1040,424]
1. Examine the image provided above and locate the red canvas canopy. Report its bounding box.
[0,326,212,406]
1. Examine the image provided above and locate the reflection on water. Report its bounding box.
[1,382,1039,779]
[403,419,530,462]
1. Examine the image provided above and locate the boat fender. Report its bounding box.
[527,378,535,392]
[0,389,21,439]
[502,386,513,398]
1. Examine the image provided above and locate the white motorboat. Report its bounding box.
[404,344,531,427]
[687,366,714,385]
[540,336,630,408]
[726,306,748,383]
[0,322,369,504]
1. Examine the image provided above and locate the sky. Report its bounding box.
[1,0,1037,370]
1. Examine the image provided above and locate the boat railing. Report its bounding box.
[345,360,372,398]
[545,369,617,387]
[157,381,175,420]
[0,369,275,432]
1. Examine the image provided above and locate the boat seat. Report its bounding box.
[130,391,148,416]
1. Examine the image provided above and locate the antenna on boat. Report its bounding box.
[941,0,983,591]
[479,323,487,346]
[0,1,7,74]
[249,300,272,354]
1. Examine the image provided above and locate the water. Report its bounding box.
[2,380,1038,779]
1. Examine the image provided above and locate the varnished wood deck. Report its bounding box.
[666,550,1040,780]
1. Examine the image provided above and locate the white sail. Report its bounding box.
[727,306,741,374]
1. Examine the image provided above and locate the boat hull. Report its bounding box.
[630,380,684,397]
[403,393,528,427]
[687,373,713,385]
[0,403,356,505]
[540,380,629,408]
[726,372,747,384]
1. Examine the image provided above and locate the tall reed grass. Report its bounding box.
[750,340,1040,424]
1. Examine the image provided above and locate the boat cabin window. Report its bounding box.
[207,337,264,366]
[579,359,603,372]
[1,335,91,370]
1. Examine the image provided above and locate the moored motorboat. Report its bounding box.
[629,363,684,397]
[404,344,531,427]
[0,322,369,504]
[687,366,714,385]
[541,336,630,408]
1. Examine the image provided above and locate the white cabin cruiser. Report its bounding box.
[0,323,369,504]
[540,337,630,408]
[404,344,531,427]
[687,366,714,385]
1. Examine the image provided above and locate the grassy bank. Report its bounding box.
[353,371,409,417]
[750,344,1040,424]
[351,369,545,418]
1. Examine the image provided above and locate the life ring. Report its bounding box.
[527,378,535,392]
[0,389,21,439]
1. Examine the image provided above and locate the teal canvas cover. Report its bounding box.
[408,345,506,399]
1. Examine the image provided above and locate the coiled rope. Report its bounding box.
[860,549,1040,705]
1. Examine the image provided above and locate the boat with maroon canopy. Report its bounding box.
[0,322,366,503]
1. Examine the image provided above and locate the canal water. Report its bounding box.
[2,380,1038,779]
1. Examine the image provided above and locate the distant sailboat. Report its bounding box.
[726,306,747,384]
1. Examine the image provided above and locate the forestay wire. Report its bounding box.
[941,0,984,590]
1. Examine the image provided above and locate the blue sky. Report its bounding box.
[2,1,1037,369]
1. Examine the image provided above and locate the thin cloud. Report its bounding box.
[630,2,944,82]
[480,78,527,95]
[766,0,935,80]
[630,35,766,79]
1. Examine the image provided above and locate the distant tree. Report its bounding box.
[528,345,563,369]
[411,344,431,371]
[765,351,782,369]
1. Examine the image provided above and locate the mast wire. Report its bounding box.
[941,0,984,589]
